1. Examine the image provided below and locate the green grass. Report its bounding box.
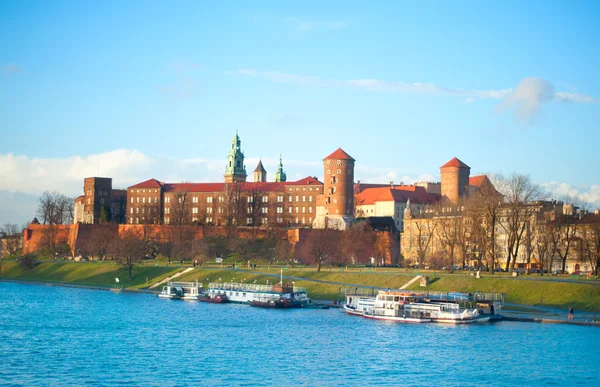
[0,261,181,289]
[2,261,599,311]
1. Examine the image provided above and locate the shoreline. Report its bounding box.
[3,278,600,326]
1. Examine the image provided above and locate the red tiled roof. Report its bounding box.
[355,185,441,206]
[165,183,226,193]
[128,178,163,189]
[284,176,323,186]
[324,148,355,161]
[469,175,487,187]
[441,157,470,169]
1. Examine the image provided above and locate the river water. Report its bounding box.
[0,282,598,386]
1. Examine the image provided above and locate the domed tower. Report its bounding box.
[274,154,287,182]
[224,132,247,183]
[313,148,355,230]
[253,160,267,182]
[440,157,470,204]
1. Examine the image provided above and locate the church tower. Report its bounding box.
[313,148,355,230]
[253,160,267,182]
[224,132,247,183]
[440,157,470,204]
[274,154,287,182]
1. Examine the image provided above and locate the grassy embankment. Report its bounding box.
[0,260,180,289]
[1,260,599,311]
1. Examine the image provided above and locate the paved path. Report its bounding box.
[399,275,422,289]
[148,267,194,289]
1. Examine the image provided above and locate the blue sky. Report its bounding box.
[1,0,599,225]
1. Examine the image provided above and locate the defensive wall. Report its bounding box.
[22,224,399,265]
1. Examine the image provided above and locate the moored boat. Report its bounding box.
[198,293,228,303]
[404,302,479,324]
[205,281,309,306]
[363,291,432,323]
[248,295,300,309]
[158,285,184,299]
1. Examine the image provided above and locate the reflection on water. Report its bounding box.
[0,282,598,386]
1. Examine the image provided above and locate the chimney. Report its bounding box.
[390,181,394,189]
[356,180,361,193]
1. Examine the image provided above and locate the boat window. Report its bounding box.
[243,293,246,297]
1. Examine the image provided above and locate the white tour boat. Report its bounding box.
[404,302,480,324]
[205,282,309,306]
[344,296,376,316]
[169,281,203,301]
[362,291,432,323]
[158,285,184,299]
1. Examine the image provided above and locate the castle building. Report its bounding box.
[313,148,356,230]
[124,133,325,228]
[440,157,471,204]
[73,177,126,224]
[224,132,247,183]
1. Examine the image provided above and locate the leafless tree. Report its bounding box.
[435,210,461,272]
[581,220,600,275]
[533,223,554,275]
[303,229,337,272]
[37,191,75,225]
[1,223,22,256]
[339,220,373,266]
[497,173,543,272]
[548,205,580,274]
[108,230,147,279]
[410,219,437,268]
[170,192,192,226]
[85,224,116,260]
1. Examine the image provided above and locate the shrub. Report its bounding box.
[18,254,36,270]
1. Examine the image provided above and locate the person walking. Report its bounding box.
[568,307,574,320]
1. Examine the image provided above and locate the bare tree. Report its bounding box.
[550,212,579,274]
[1,223,22,256]
[85,224,116,260]
[533,223,554,275]
[37,191,74,225]
[409,220,436,268]
[435,212,461,272]
[340,220,373,266]
[581,220,600,275]
[303,229,337,272]
[373,232,391,266]
[108,231,146,279]
[497,173,543,272]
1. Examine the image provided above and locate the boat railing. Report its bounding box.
[208,282,307,294]
[344,287,379,297]
[168,281,203,288]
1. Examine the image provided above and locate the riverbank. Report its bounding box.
[1,260,599,311]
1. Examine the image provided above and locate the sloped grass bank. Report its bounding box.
[0,261,180,289]
[2,262,598,311]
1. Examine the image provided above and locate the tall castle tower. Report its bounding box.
[440,157,470,204]
[313,148,355,230]
[253,160,267,182]
[274,154,287,182]
[224,132,247,183]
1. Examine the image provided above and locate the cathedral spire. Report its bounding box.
[275,153,287,182]
[224,132,247,183]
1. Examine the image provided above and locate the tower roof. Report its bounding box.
[441,157,470,169]
[254,160,267,173]
[324,148,355,161]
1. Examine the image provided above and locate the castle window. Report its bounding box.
[261,207,268,214]
[289,207,292,214]
[262,196,268,203]
[302,196,306,202]
[309,207,312,214]
[309,196,313,202]
[277,207,283,214]
[295,196,299,202]
[136,208,139,214]
[302,207,305,214]
[219,196,224,202]
[142,197,146,204]
[277,217,283,223]
[192,207,198,214]
[295,207,299,214]
[247,207,252,214]
[247,218,252,225]
[136,197,139,204]
[165,197,170,204]
[302,217,305,224]
[248,196,253,203]
[165,208,170,214]
[207,197,213,203]
[207,207,213,214]
[309,217,312,223]
[165,217,170,224]
[192,197,198,204]
[277,195,283,203]
[130,208,133,214]
[288,196,292,202]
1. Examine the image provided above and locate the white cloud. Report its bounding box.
[286,17,349,32]
[226,70,596,119]
[1,63,23,74]
[540,181,600,210]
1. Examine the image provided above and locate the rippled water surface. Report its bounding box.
[0,282,598,386]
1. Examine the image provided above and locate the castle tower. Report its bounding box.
[274,154,287,182]
[313,148,355,230]
[440,157,470,204]
[82,177,113,224]
[253,160,267,182]
[224,132,247,183]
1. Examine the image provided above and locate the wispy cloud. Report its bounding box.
[540,181,600,211]
[286,17,349,32]
[1,63,23,74]
[226,70,596,120]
